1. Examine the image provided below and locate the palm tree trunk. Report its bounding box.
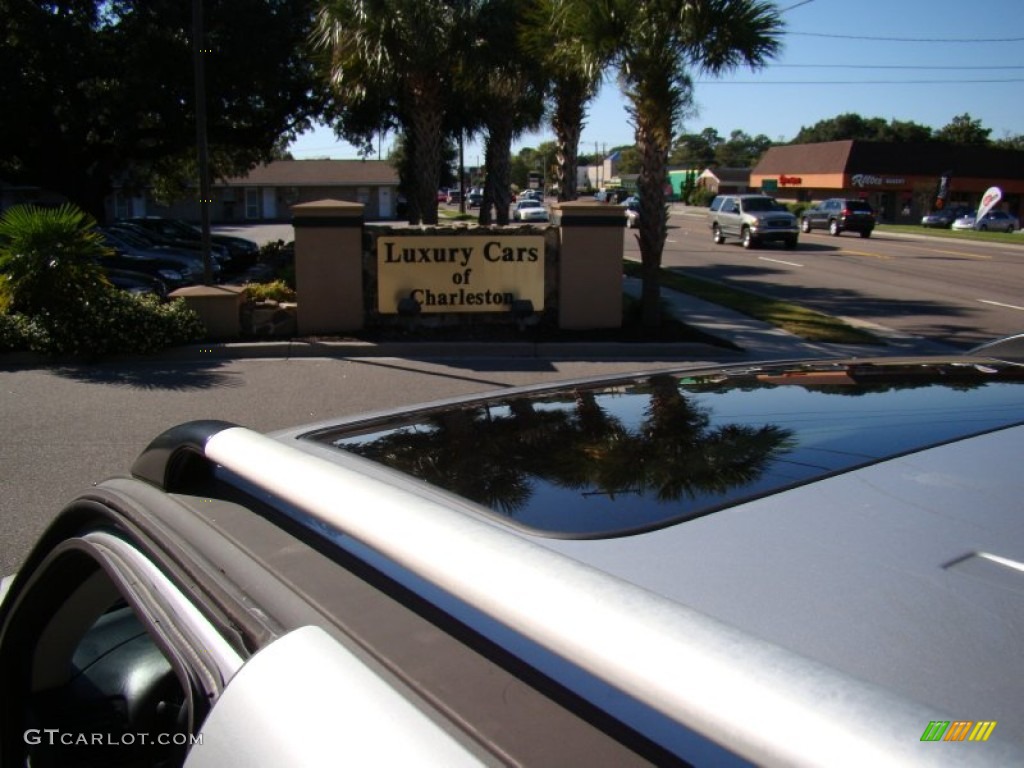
[634,109,670,329]
[481,112,514,226]
[406,76,444,225]
[552,77,586,202]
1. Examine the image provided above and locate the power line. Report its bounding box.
[775,64,1024,70]
[789,31,1024,43]
[697,78,1024,85]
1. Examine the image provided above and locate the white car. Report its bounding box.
[951,210,1019,232]
[512,199,549,222]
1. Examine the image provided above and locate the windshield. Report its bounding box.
[741,198,782,212]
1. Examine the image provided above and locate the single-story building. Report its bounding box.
[696,167,751,196]
[751,141,1024,222]
[108,159,401,223]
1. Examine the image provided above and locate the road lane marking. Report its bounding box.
[758,256,804,267]
[883,242,992,260]
[978,299,1024,311]
[837,248,892,260]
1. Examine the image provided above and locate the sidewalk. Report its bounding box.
[621,277,960,362]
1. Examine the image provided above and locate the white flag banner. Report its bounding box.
[976,186,1003,226]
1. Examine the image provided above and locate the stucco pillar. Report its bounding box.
[552,202,625,329]
[292,199,364,333]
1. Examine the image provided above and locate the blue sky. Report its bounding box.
[289,0,1024,162]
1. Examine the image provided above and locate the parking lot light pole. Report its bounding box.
[192,0,213,285]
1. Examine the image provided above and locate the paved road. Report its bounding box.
[1,355,698,575]
[650,208,1024,349]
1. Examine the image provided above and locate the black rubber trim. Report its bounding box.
[131,420,238,491]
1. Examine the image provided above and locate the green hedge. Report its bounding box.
[1,287,205,359]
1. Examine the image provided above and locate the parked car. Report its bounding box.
[3,344,1024,766]
[100,266,169,300]
[511,199,549,222]
[624,199,640,228]
[800,198,875,237]
[96,228,197,287]
[100,225,216,282]
[708,193,799,249]
[951,209,1019,232]
[110,222,229,272]
[126,217,259,272]
[466,191,483,209]
[921,206,970,228]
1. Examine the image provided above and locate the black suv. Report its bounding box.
[800,198,875,237]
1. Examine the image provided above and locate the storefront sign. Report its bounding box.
[851,174,906,187]
[779,175,803,186]
[377,235,545,314]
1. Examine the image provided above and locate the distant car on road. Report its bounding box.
[951,210,1019,232]
[708,193,799,249]
[512,199,549,222]
[800,198,875,238]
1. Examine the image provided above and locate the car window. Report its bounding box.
[741,198,777,212]
[845,201,872,211]
[2,551,193,766]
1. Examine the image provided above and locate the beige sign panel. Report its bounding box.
[377,235,545,314]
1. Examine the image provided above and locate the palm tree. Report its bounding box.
[520,0,607,202]
[560,0,784,327]
[313,0,472,224]
[467,0,545,225]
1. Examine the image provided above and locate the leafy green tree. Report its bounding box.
[875,119,932,143]
[614,146,643,176]
[713,130,774,168]
[934,113,991,146]
[569,0,783,328]
[791,113,935,144]
[670,128,721,167]
[0,0,323,219]
[993,133,1024,152]
[0,204,109,317]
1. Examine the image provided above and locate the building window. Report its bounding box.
[245,188,259,219]
[113,192,129,220]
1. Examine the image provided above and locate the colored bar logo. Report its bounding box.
[921,721,997,742]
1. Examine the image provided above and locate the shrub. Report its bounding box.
[0,312,39,353]
[8,287,205,359]
[0,204,111,317]
[243,279,296,303]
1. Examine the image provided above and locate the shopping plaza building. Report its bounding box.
[750,140,1024,223]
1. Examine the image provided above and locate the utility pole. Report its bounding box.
[192,0,213,285]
